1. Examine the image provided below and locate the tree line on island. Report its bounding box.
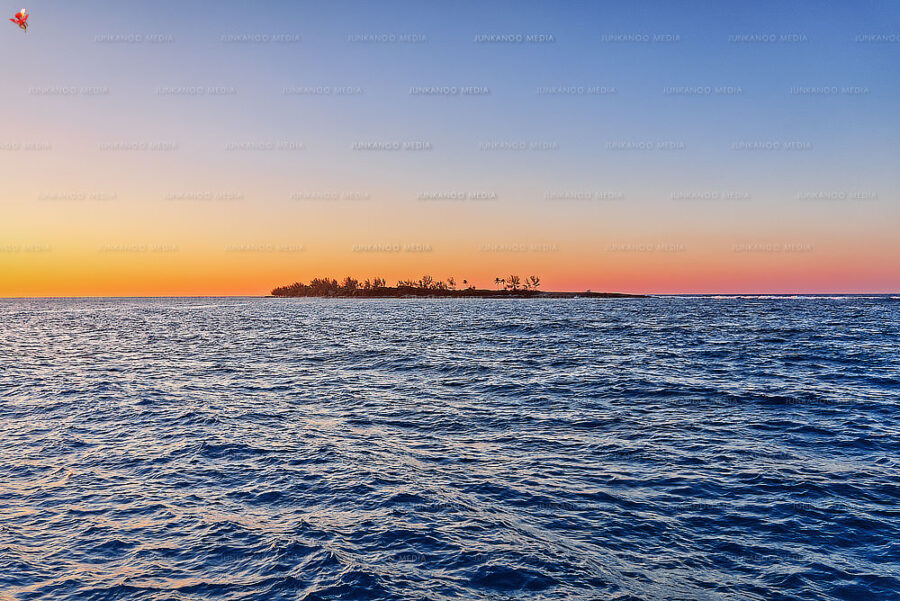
[271,274,543,297]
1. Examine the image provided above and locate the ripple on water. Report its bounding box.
[0,297,898,600]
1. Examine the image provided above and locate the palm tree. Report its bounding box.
[506,275,521,291]
[528,275,541,289]
[495,277,505,290]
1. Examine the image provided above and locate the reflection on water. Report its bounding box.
[1,297,898,600]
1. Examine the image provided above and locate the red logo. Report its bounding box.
[10,8,28,32]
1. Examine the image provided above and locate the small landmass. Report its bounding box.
[270,275,648,298]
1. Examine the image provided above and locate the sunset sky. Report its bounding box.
[2,0,898,296]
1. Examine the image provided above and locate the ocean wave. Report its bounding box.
[0,297,897,600]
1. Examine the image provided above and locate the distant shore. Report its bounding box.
[267,290,648,298]
[270,276,649,298]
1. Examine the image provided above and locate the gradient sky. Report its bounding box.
[2,0,898,295]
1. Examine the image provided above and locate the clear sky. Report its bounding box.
[2,0,898,295]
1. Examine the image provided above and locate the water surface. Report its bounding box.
[1,297,898,600]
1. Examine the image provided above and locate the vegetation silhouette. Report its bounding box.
[271,275,647,298]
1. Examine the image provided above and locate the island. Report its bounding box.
[271,275,648,298]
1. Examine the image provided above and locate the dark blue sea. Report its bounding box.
[1,297,898,601]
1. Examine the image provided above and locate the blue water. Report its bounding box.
[1,297,898,601]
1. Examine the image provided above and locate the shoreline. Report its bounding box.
[3,294,896,300]
[268,289,650,299]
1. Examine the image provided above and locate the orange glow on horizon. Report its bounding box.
[2,234,897,297]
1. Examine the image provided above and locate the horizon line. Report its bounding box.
[1,293,898,300]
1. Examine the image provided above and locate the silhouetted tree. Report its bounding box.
[270,273,543,297]
[309,277,334,295]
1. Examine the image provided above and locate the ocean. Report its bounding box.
[1,297,898,600]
